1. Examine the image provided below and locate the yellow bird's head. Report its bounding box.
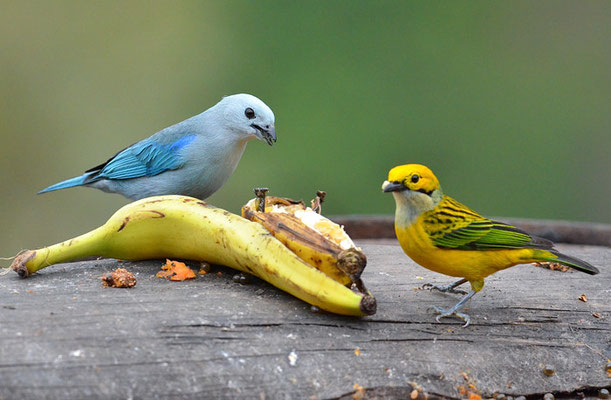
[383,164,440,194]
[382,164,443,223]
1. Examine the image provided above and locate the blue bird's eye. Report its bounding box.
[245,108,255,119]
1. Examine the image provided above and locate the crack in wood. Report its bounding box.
[161,335,245,342]
[367,337,474,343]
[333,383,611,400]
[163,321,369,331]
[510,306,583,312]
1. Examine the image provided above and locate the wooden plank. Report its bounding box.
[0,241,609,399]
[333,215,611,247]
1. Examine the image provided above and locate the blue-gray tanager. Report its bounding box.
[39,93,276,200]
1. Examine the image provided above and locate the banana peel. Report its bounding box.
[241,190,367,289]
[10,195,376,317]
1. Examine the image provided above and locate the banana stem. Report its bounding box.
[254,187,268,212]
[311,190,326,214]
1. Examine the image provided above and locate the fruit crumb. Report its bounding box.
[457,372,480,399]
[354,347,361,356]
[352,384,365,400]
[578,294,588,302]
[533,262,569,272]
[593,312,602,319]
[101,268,136,288]
[156,259,195,281]
[542,365,555,376]
[288,350,298,366]
[199,262,211,275]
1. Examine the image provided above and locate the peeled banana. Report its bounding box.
[241,191,367,288]
[11,195,376,317]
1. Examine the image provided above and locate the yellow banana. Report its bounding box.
[241,191,367,288]
[10,195,376,317]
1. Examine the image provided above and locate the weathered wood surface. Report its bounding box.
[1,241,609,399]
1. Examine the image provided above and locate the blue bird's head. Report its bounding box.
[220,94,276,146]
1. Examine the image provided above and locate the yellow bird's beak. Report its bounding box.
[382,180,404,193]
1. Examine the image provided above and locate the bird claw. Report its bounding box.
[422,282,468,295]
[422,283,434,290]
[431,306,471,327]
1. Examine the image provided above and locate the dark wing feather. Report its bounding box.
[426,197,551,250]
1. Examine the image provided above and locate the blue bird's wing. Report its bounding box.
[85,135,197,182]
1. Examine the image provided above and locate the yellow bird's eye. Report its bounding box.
[411,174,419,183]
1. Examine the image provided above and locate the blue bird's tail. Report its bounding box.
[38,175,88,194]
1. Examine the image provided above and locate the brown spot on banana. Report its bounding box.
[118,217,130,232]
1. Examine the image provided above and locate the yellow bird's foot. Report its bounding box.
[429,290,476,327]
[422,278,468,295]
[431,306,471,327]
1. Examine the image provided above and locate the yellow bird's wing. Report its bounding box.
[422,196,598,275]
[423,196,552,250]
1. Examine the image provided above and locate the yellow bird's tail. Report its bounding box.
[535,249,599,275]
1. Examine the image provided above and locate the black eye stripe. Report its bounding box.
[245,107,255,119]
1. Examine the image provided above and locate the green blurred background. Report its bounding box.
[1,1,610,259]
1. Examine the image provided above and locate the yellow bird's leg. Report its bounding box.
[431,290,476,327]
[422,278,468,295]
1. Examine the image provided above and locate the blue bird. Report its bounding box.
[39,94,276,200]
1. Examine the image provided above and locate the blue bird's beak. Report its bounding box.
[251,124,276,146]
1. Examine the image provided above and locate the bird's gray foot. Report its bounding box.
[422,278,468,295]
[429,290,476,327]
[431,305,471,327]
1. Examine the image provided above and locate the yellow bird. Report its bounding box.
[382,164,599,326]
